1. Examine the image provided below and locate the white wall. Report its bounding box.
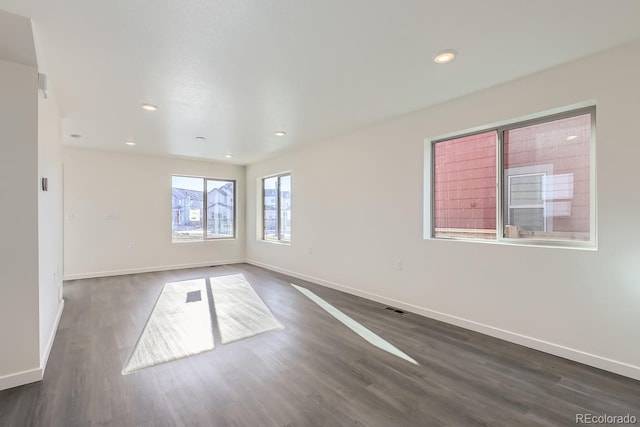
[38,83,64,366]
[0,13,65,390]
[63,148,245,279]
[0,59,40,386]
[246,40,640,379]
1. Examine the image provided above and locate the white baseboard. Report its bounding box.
[0,300,65,391]
[41,300,64,372]
[245,259,640,381]
[0,368,42,391]
[63,259,245,281]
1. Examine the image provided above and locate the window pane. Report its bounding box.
[279,175,291,241]
[207,180,234,238]
[503,113,591,241]
[433,131,497,239]
[263,177,278,240]
[172,176,204,241]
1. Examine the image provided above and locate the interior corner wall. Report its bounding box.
[38,85,64,366]
[62,147,246,279]
[245,40,640,380]
[0,59,41,386]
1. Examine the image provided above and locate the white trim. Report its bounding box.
[246,259,640,381]
[258,239,291,246]
[422,139,432,239]
[0,368,42,391]
[63,259,244,281]
[255,176,264,240]
[41,300,64,370]
[589,108,598,249]
[0,300,65,391]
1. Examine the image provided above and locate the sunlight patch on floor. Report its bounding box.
[210,274,283,344]
[122,278,214,374]
[291,284,418,365]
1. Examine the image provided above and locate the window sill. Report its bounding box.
[259,239,291,246]
[427,236,596,251]
[172,237,237,244]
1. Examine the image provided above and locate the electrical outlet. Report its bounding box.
[395,260,403,271]
[128,241,135,250]
[308,246,312,255]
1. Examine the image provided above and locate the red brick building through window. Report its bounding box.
[433,112,591,241]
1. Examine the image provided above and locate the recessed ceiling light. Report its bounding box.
[433,49,457,64]
[70,134,82,139]
[125,141,136,146]
[195,136,206,141]
[566,135,578,140]
[274,130,287,136]
[225,154,233,158]
[141,104,158,111]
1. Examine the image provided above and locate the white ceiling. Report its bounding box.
[1,1,640,164]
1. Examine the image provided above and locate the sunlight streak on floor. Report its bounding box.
[291,284,418,365]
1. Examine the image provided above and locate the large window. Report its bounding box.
[172,176,235,242]
[431,107,594,246]
[262,173,291,242]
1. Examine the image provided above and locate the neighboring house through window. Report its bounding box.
[430,106,594,246]
[262,173,291,242]
[172,176,235,242]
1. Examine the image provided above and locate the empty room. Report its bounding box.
[1,1,640,426]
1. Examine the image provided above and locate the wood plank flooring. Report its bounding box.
[0,263,638,426]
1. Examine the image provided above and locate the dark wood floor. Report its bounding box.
[0,264,638,426]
